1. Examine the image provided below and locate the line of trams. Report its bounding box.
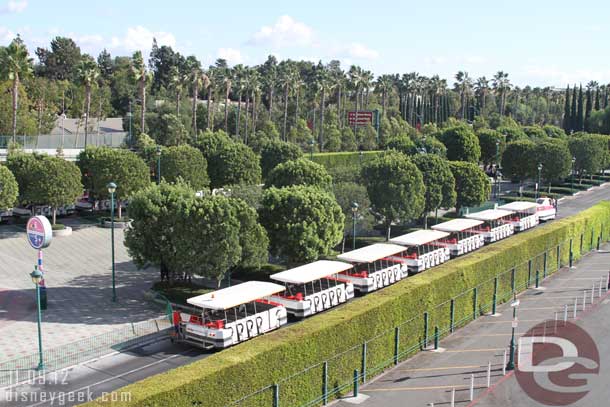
[171,198,557,350]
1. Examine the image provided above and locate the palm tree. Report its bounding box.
[249,71,262,143]
[454,71,473,120]
[221,66,232,134]
[131,51,152,135]
[205,66,216,130]
[169,66,186,116]
[76,57,100,148]
[375,75,395,117]
[361,70,374,109]
[348,65,364,133]
[427,75,446,123]
[189,62,206,138]
[328,61,345,127]
[492,71,511,116]
[475,77,490,111]
[314,63,332,150]
[232,64,246,139]
[0,36,33,142]
[278,61,297,141]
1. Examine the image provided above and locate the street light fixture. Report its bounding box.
[309,138,315,160]
[127,102,133,148]
[30,266,44,370]
[156,146,162,185]
[506,293,520,371]
[107,182,117,303]
[495,141,500,200]
[536,163,543,199]
[571,156,576,193]
[351,202,359,250]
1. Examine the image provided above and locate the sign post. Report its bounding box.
[26,216,52,310]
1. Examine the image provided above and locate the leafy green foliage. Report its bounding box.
[5,152,42,205]
[259,139,303,179]
[412,154,456,212]
[227,198,269,269]
[259,185,344,262]
[476,129,505,165]
[534,140,572,185]
[160,144,209,190]
[496,125,527,143]
[569,134,608,178]
[332,181,373,235]
[501,140,536,183]
[437,125,481,163]
[522,126,547,141]
[448,161,490,212]
[150,113,189,146]
[266,158,333,192]
[0,165,18,211]
[385,134,415,155]
[543,125,567,139]
[361,151,425,237]
[31,157,82,223]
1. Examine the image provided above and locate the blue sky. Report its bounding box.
[1,0,609,87]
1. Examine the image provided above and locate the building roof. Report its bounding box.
[270,260,353,285]
[337,243,407,263]
[187,281,285,310]
[390,230,450,246]
[465,209,515,221]
[431,218,484,232]
[498,201,539,212]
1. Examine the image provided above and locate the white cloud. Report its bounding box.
[249,15,314,47]
[0,0,27,14]
[344,43,379,60]
[523,66,610,86]
[0,27,14,44]
[217,47,243,65]
[110,26,176,54]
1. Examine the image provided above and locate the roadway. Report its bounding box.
[1,184,609,407]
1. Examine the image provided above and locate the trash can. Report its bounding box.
[40,285,48,310]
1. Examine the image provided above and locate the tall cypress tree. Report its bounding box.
[594,88,601,111]
[577,85,584,132]
[605,89,609,109]
[563,85,571,131]
[570,85,577,133]
[585,89,592,131]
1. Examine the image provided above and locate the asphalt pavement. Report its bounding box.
[1,184,609,407]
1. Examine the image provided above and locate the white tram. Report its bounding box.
[336,243,409,293]
[390,230,451,273]
[174,281,287,349]
[432,219,485,257]
[269,261,355,318]
[498,201,539,232]
[465,209,515,243]
[536,197,557,221]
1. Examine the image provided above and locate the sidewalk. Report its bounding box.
[336,244,610,407]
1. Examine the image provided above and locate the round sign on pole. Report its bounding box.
[26,216,52,250]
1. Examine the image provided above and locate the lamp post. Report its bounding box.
[156,146,162,185]
[31,266,44,370]
[107,182,117,302]
[536,163,543,199]
[309,138,315,160]
[506,293,520,371]
[351,202,359,250]
[495,141,500,200]
[127,102,133,148]
[571,156,576,192]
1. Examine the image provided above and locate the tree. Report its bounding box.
[576,85,584,132]
[569,135,607,182]
[563,85,571,131]
[0,165,18,211]
[6,152,44,205]
[496,125,527,143]
[543,125,567,139]
[32,157,82,224]
[131,51,152,134]
[259,185,344,262]
[259,139,303,179]
[266,158,333,191]
[151,113,188,146]
[76,56,99,148]
[448,161,491,213]
[0,36,33,142]
[534,140,571,192]
[501,140,535,185]
[227,197,269,270]
[476,129,505,165]
[361,151,425,239]
[333,181,373,236]
[159,145,209,190]
[412,154,456,227]
[205,140,262,188]
[522,126,547,141]
[77,146,150,218]
[125,182,242,285]
[35,37,81,81]
[385,134,415,155]
[437,125,481,163]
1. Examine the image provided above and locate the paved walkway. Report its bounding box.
[336,244,610,407]
[0,218,161,361]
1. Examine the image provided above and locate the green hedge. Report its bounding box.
[82,202,610,407]
[310,151,383,169]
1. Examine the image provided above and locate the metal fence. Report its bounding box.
[0,316,171,387]
[0,133,128,149]
[226,230,602,407]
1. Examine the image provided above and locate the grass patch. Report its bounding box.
[152,281,212,305]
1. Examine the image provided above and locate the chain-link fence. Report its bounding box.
[0,133,128,149]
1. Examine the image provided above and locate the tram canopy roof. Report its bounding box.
[465,209,515,221]
[498,201,538,212]
[431,218,483,232]
[390,230,450,246]
[337,243,407,263]
[270,260,354,285]
[187,281,285,310]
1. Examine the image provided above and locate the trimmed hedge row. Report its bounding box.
[310,151,383,169]
[82,202,610,407]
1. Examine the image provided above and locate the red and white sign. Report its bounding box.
[26,216,52,250]
[347,111,373,127]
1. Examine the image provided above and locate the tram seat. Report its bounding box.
[205,320,225,329]
[352,271,369,278]
[404,253,417,259]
